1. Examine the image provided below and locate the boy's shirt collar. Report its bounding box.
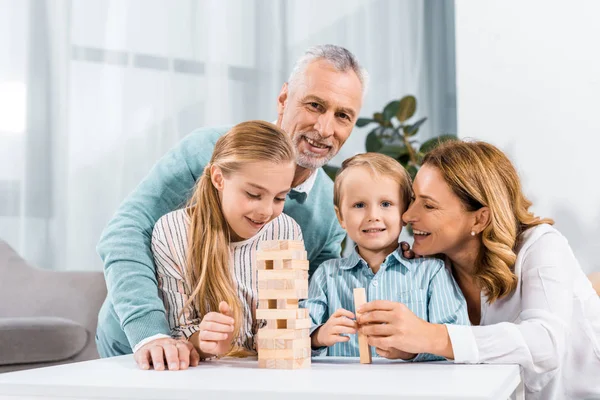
[340,244,417,272]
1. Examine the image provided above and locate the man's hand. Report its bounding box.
[196,301,235,356]
[375,347,416,360]
[312,308,357,348]
[134,337,199,371]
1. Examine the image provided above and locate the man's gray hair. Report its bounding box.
[287,44,369,97]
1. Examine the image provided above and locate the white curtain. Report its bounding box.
[0,0,456,271]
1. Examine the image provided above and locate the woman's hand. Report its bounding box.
[134,337,199,371]
[312,308,357,348]
[357,300,452,358]
[196,301,235,356]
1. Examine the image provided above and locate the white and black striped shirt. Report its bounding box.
[151,208,302,352]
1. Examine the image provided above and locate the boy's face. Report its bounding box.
[336,167,403,255]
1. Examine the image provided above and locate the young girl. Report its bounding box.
[150,121,302,362]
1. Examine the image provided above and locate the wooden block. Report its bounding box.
[257,269,308,281]
[258,299,299,310]
[257,357,310,369]
[265,318,312,330]
[258,288,308,300]
[257,259,284,270]
[256,250,307,261]
[256,328,309,340]
[256,337,311,350]
[258,240,305,251]
[281,259,309,271]
[354,287,372,364]
[258,347,310,360]
[256,308,308,320]
[257,279,308,291]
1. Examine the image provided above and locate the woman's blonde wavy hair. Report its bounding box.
[184,120,295,355]
[422,140,553,303]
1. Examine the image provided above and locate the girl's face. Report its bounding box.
[212,160,295,241]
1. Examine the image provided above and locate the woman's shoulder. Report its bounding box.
[516,223,575,271]
[518,223,567,252]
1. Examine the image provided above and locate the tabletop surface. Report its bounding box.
[0,355,521,400]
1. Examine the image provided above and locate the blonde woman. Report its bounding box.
[358,140,600,399]
[145,121,300,369]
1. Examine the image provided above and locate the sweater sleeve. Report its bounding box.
[96,128,220,349]
[446,231,575,392]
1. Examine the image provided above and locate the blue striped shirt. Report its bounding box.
[301,246,469,361]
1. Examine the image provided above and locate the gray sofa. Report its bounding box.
[0,240,106,373]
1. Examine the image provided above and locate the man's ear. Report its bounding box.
[334,205,346,230]
[276,83,289,127]
[210,164,225,191]
[472,206,491,235]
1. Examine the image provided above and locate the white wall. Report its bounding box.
[455,0,600,273]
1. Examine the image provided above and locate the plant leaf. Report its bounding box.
[396,95,417,122]
[406,165,419,180]
[378,144,406,158]
[419,134,457,154]
[355,118,374,128]
[366,130,383,152]
[322,165,340,181]
[373,112,384,123]
[383,100,400,122]
[403,117,427,136]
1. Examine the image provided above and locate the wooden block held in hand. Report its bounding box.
[354,287,372,364]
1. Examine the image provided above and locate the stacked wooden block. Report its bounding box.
[255,240,311,369]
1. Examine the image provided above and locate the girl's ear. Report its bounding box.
[334,206,346,230]
[210,164,225,191]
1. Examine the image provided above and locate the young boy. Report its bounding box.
[301,153,468,360]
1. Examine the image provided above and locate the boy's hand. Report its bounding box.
[197,301,235,356]
[312,308,357,348]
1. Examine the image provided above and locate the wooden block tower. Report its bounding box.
[255,240,311,369]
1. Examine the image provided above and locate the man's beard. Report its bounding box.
[293,132,337,169]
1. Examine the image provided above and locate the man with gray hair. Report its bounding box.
[96,44,367,370]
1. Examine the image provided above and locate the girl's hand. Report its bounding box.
[312,308,357,348]
[197,301,235,356]
[357,300,444,356]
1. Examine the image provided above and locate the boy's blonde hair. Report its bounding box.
[184,120,295,356]
[333,153,413,213]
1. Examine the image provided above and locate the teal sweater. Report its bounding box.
[96,126,345,352]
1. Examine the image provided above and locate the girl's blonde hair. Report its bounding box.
[422,140,553,303]
[184,120,295,355]
[334,152,413,213]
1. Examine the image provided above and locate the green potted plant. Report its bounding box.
[324,95,456,181]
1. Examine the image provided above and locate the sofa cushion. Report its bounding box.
[0,317,88,365]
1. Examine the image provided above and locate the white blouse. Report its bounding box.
[446,224,600,400]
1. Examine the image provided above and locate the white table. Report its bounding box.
[0,355,523,400]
